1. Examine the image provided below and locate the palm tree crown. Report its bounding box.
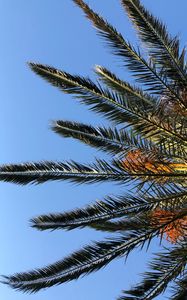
[1,0,187,299]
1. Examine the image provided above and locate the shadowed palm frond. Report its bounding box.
[52,120,167,157]
[73,0,185,103]
[31,189,187,231]
[95,65,156,108]
[119,241,187,300]
[0,160,125,185]
[29,63,187,145]
[29,62,144,126]
[0,158,186,187]
[170,271,187,300]
[1,225,163,293]
[2,1,187,299]
[121,0,187,108]
[114,157,187,186]
[3,214,186,294]
[90,206,187,236]
[52,120,136,155]
[158,138,187,162]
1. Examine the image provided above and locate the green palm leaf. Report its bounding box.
[2,227,162,293]
[73,0,183,103]
[52,120,134,155]
[31,190,187,231]
[119,242,187,300]
[0,159,186,186]
[170,272,187,300]
[95,65,156,107]
[1,1,187,299]
[90,205,187,233]
[121,0,187,107]
[0,160,124,185]
[29,63,187,144]
[52,120,162,156]
[3,213,186,294]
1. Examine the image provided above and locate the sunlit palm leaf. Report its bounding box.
[52,120,137,155]
[29,63,187,145]
[2,0,187,299]
[95,65,156,107]
[119,241,187,300]
[0,159,186,186]
[121,0,187,108]
[73,0,184,103]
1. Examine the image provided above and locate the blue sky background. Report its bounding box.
[1,1,187,299]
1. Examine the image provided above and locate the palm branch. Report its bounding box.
[121,0,187,98]
[119,241,187,300]
[31,188,187,231]
[1,0,187,299]
[170,271,187,300]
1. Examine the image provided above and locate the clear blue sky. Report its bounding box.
[1,1,187,299]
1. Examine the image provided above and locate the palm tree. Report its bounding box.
[1,0,187,299]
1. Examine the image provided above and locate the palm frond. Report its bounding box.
[158,138,187,162]
[119,242,187,300]
[29,62,141,125]
[95,65,156,107]
[121,0,187,107]
[91,205,187,234]
[73,0,183,102]
[0,158,186,187]
[2,227,161,293]
[50,104,186,167]
[52,120,168,158]
[31,190,187,231]
[29,63,187,145]
[2,1,187,299]
[115,157,187,185]
[52,120,136,155]
[0,160,124,185]
[89,218,148,233]
[170,271,187,300]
